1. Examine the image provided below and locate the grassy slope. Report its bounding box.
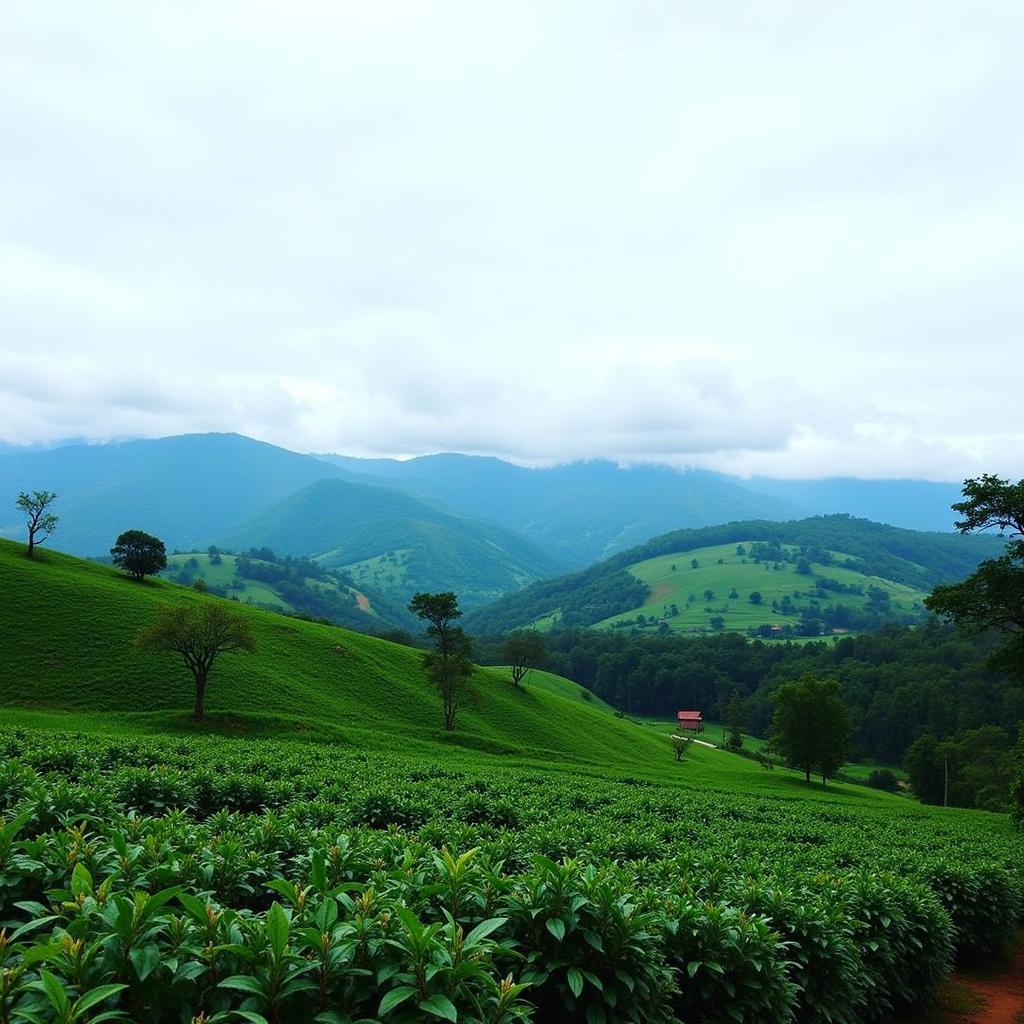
[0,539,924,807]
[0,540,661,768]
[593,540,926,634]
[164,553,297,610]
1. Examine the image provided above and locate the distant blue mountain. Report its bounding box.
[315,453,805,566]
[735,477,964,533]
[0,433,360,555]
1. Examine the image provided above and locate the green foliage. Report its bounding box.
[110,529,167,580]
[919,861,1020,964]
[410,592,474,732]
[905,728,1017,812]
[661,897,795,1023]
[925,474,1024,682]
[503,631,546,687]
[15,489,59,557]
[769,675,851,784]
[136,602,257,720]
[866,769,899,792]
[0,726,1021,1022]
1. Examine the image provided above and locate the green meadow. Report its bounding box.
[593,540,927,635]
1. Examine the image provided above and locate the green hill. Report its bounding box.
[217,478,568,609]
[161,549,415,632]
[0,539,652,766]
[464,515,1007,635]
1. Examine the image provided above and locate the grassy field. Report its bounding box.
[164,552,296,608]
[340,547,412,591]
[591,540,928,636]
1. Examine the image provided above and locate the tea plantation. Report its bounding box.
[0,539,1022,1023]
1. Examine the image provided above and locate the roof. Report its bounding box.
[677,710,703,720]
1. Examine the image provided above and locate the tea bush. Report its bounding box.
[0,727,1021,1023]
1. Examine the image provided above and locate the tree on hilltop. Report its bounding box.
[409,591,474,731]
[16,490,59,557]
[111,530,167,580]
[137,602,256,721]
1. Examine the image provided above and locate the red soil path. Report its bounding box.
[953,943,1024,1023]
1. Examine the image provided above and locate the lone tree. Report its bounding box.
[503,629,546,687]
[136,603,256,721]
[725,690,744,749]
[925,475,1024,682]
[409,591,473,731]
[111,530,167,580]
[769,673,851,784]
[16,490,59,557]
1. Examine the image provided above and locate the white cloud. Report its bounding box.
[1,0,1023,478]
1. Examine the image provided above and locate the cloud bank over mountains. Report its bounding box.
[1,2,1022,479]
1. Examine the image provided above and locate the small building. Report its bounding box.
[676,710,704,733]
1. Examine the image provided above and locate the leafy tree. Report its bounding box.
[110,530,167,580]
[503,630,546,686]
[15,490,58,557]
[409,592,473,731]
[769,674,851,784]
[749,591,763,605]
[709,615,725,631]
[136,602,256,720]
[726,691,744,749]
[925,474,1024,682]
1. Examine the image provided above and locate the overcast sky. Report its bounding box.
[1,2,1022,479]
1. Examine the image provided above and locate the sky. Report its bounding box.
[1,1,1022,479]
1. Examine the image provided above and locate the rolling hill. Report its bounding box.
[463,515,1007,636]
[217,478,568,609]
[161,549,416,632]
[0,538,659,765]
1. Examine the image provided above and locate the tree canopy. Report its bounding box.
[925,474,1024,682]
[16,490,59,557]
[409,592,473,731]
[769,673,851,784]
[136,602,256,720]
[503,630,546,687]
[111,530,167,580]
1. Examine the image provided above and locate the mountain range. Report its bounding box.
[0,431,982,614]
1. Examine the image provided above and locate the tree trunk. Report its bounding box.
[805,767,811,783]
[193,672,208,721]
[26,533,34,558]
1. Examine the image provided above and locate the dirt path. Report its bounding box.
[954,944,1024,1024]
[665,734,717,749]
[927,941,1024,1024]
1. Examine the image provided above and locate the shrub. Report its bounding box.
[662,896,796,1023]
[920,861,1020,964]
[503,857,677,1023]
[866,769,899,792]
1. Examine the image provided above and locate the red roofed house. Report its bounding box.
[676,710,704,733]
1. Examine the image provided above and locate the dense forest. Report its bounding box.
[474,621,1024,770]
